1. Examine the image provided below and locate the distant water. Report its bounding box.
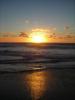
[0,43,75,72]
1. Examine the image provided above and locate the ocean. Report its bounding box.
[0,43,75,100]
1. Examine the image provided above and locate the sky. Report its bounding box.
[0,0,75,36]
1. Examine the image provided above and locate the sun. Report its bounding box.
[31,35,46,43]
[29,28,48,43]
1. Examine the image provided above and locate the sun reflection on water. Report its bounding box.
[23,70,55,100]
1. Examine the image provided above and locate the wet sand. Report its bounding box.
[0,69,75,100]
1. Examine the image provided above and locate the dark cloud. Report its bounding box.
[19,32,28,37]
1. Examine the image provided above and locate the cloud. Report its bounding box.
[25,20,30,24]
[0,32,17,37]
[0,31,29,37]
[19,32,28,37]
[64,26,70,30]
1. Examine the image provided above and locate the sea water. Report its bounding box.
[0,43,75,100]
[0,43,75,72]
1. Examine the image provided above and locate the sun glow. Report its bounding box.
[31,35,46,43]
[29,28,49,43]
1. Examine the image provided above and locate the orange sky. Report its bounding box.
[0,36,75,43]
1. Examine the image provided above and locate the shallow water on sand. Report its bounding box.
[0,69,75,100]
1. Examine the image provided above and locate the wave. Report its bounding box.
[0,43,75,49]
[0,61,75,73]
[0,43,75,73]
[0,56,75,64]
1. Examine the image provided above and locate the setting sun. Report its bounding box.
[31,35,47,43]
[29,28,49,43]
